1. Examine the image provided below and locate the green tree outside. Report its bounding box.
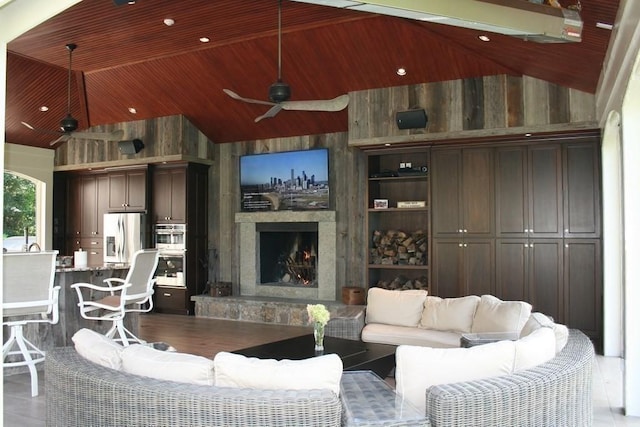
[3,172,36,238]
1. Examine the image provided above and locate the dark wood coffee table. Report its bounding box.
[234,335,397,378]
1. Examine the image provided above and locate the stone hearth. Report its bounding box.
[235,211,337,301]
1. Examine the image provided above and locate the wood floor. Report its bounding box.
[138,312,312,358]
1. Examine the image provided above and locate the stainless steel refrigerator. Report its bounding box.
[103,213,146,263]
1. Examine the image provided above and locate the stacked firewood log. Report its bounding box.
[374,275,429,291]
[370,229,427,266]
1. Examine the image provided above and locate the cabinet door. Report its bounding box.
[169,168,186,223]
[528,239,563,322]
[432,148,493,237]
[108,172,128,210]
[563,142,601,237]
[461,148,494,237]
[529,145,562,237]
[152,170,172,222]
[495,147,528,237]
[495,239,529,302]
[126,170,147,211]
[431,150,462,237]
[564,239,601,340]
[81,176,99,237]
[67,176,82,238]
[462,239,494,296]
[95,175,109,238]
[431,239,463,297]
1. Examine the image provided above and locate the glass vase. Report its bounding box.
[314,322,325,351]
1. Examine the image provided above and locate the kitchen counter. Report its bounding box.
[3,265,137,376]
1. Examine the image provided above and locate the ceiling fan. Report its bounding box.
[223,0,349,122]
[21,43,124,146]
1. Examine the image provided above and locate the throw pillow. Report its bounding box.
[121,344,215,386]
[520,312,555,337]
[213,352,343,395]
[72,328,123,370]
[513,326,556,371]
[419,295,480,332]
[471,295,532,334]
[365,287,428,327]
[395,340,516,413]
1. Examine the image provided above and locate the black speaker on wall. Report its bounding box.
[118,139,144,155]
[396,109,428,130]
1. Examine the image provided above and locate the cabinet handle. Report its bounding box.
[458,243,463,247]
[565,244,569,248]
[525,243,529,248]
[90,251,98,255]
[565,228,569,233]
[458,229,463,233]
[163,293,171,297]
[463,243,468,247]
[463,229,467,233]
[529,243,534,249]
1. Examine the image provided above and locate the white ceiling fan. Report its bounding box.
[21,43,124,146]
[223,0,349,122]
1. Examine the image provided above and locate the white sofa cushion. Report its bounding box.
[521,312,569,353]
[396,340,516,413]
[471,295,532,334]
[419,295,480,333]
[365,288,427,328]
[213,352,343,395]
[72,328,123,370]
[362,323,461,348]
[121,344,215,386]
[514,327,556,371]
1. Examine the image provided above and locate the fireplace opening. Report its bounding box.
[257,222,318,287]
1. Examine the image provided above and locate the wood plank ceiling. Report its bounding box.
[5,0,620,149]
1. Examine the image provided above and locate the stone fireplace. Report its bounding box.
[235,211,336,301]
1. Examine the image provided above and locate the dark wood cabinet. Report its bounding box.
[152,166,187,223]
[365,150,430,292]
[432,147,494,238]
[564,239,602,342]
[108,168,147,212]
[495,144,562,238]
[151,162,209,315]
[563,143,601,237]
[432,238,494,298]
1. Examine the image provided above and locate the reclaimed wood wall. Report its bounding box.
[53,114,215,169]
[348,75,597,147]
[209,132,368,297]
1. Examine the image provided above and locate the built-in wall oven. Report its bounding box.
[154,224,186,288]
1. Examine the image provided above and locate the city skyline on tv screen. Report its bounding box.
[240,149,329,212]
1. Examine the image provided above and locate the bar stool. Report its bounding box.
[2,250,60,397]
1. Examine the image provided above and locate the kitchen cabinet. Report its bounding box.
[151,166,186,223]
[365,149,430,292]
[108,168,147,212]
[153,286,189,315]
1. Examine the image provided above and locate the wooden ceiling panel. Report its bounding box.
[5,0,621,149]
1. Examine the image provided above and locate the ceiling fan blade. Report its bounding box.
[21,121,64,136]
[223,89,276,107]
[255,104,283,122]
[281,94,349,112]
[69,129,125,141]
[49,134,70,146]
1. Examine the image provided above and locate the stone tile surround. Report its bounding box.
[192,295,364,329]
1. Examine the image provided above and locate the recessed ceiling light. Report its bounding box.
[384,143,391,146]
[39,106,49,112]
[199,37,210,43]
[396,68,407,76]
[478,35,491,42]
[163,18,175,26]
[525,133,532,137]
[128,107,137,114]
[596,22,613,30]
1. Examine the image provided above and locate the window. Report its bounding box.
[3,172,36,252]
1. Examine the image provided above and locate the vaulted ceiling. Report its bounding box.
[5,0,620,149]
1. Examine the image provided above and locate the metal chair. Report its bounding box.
[2,250,60,397]
[71,249,159,346]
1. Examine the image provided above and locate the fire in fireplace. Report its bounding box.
[257,222,318,287]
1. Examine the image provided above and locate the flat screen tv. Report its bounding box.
[240,148,329,212]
